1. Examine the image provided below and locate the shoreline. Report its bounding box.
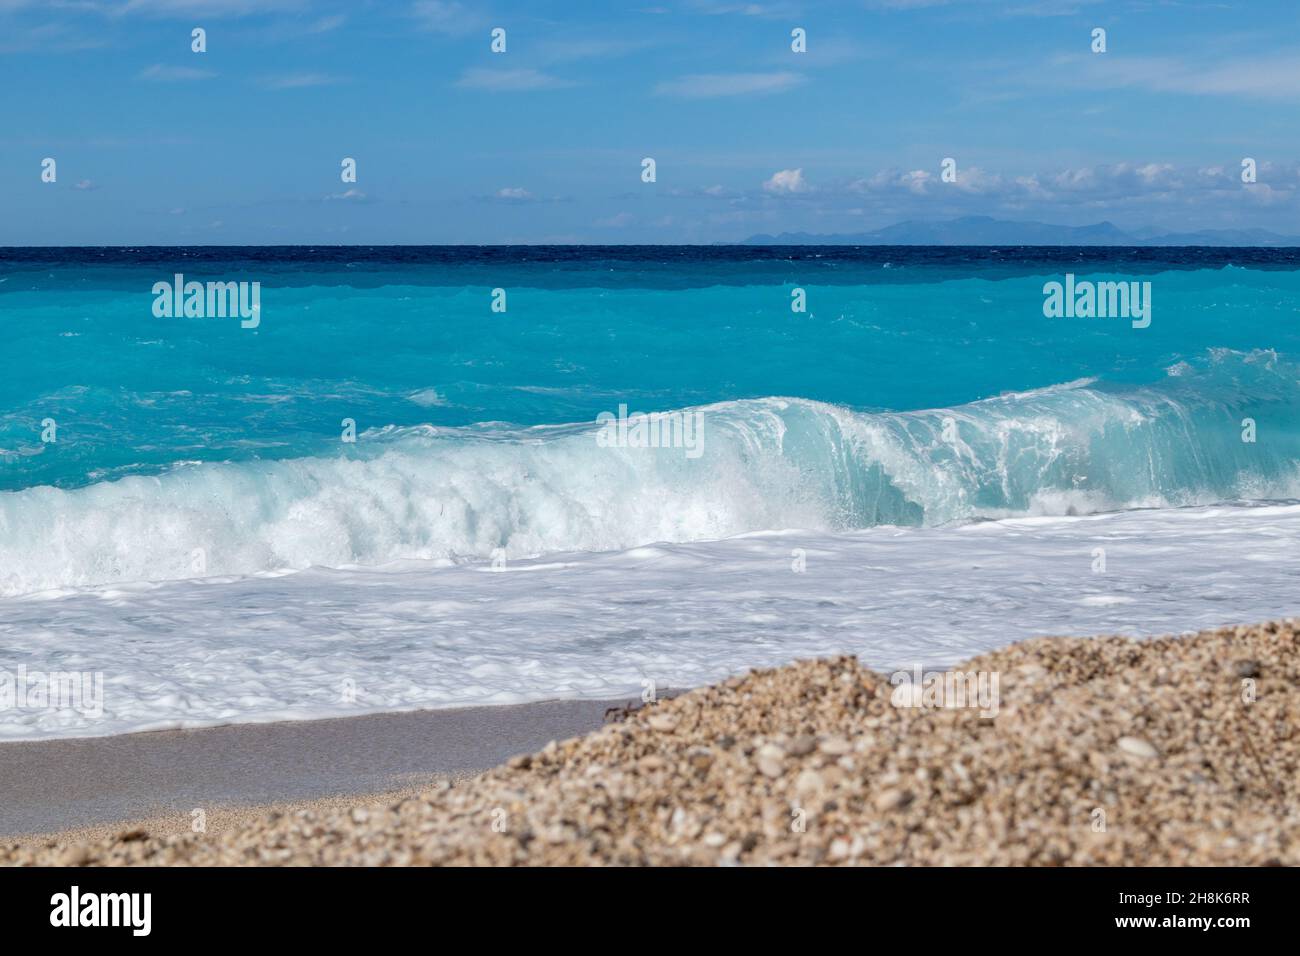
[0,694,653,841]
[5,500,1298,743]
[4,617,1298,865]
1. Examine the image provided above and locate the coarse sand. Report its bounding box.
[4,619,1297,866]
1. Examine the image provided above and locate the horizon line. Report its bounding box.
[5,243,1300,250]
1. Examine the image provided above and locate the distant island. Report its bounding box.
[740,216,1300,247]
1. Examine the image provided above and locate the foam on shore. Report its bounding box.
[2,501,1299,740]
[7,618,1296,866]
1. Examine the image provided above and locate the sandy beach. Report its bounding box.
[0,694,644,843]
[4,618,1296,866]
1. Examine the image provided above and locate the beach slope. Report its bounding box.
[4,619,1297,866]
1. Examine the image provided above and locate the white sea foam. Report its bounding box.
[3,365,1299,598]
[1,501,1297,740]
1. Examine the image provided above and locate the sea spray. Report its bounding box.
[1,352,1297,596]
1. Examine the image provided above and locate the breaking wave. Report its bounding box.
[2,349,1297,596]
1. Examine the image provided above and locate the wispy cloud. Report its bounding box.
[138,63,216,81]
[864,0,967,8]
[307,13,346,33]
[535,36,653,62]
[781,36,871,68]
[325,188,371,202]
[1004,0,1104,15]
[667,184,736,199]
[595,211,636,228]
[455,68,574,91]
[480,187,571,204]
[763,168,810,194]
[0,21,109,54]
[411,0,488,35]
[259,72,343,89]
[110,0,305,17]
[864,0,1094,11]
[689,1,802,17]
[654,71,805,97]
[1041,51,1300,100]
[841,160,1300,210]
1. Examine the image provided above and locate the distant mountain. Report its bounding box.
[741,216,1300,247]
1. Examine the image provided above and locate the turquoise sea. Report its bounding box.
[2,246,1298,738]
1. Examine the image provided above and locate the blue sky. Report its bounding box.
[2,0,1298,244]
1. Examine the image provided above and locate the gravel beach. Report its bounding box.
[4,618,1297,866]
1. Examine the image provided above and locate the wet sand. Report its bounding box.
[6,619,1296,866]
[0,694,644,840]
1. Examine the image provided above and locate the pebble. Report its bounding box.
[1116,736,1160,760]
[873,788,914,812]
[1231,659,1262,679]
[756,744,786,778]
[6,618,1297,868]
[788,735,818,757]
[793,769,826,797]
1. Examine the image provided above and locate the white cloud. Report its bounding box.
[535,36,651,62]
[112,0,304,17]
[655,72,805,98]
[852,166,1024,197]
[763,168,809,194]
[455,68,574,91]
[865,0,1095,12]
[495,187,534,201]
[411,0,487,35]
[1044,52,1300,100]
[595,212,636,228]
[260,72,342,89]
[308,14,346,33]
[691,1,802,17]
[837,160,1300,217]
[0,21,108,54]
[138,63,215,81]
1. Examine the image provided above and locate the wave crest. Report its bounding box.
[2,350,1297,596]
